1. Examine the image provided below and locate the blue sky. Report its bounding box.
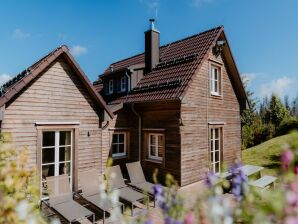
[0,0,297,101]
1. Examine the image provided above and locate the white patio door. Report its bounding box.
[41,130,73,198]
[210,128,221,174]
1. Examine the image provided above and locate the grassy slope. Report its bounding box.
[242,132,298,176]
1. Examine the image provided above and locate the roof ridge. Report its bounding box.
[0,45,69,96]
[104,25,223,70]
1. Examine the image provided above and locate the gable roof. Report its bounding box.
[99,26,248,109]
[0,45,113,118]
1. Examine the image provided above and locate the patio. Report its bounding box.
[42,180,207,224]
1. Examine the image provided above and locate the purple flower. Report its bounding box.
[205,172,218,187]
[153,184,163,194]
[165,216,174,224]
[229,162,247,201]
[144,220,153,224]
[281,149,294,170]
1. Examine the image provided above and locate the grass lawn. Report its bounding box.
[242,131,298,176]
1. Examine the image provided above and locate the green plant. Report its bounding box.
[0,133,46,224]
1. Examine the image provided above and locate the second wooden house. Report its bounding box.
[95,21,248,186]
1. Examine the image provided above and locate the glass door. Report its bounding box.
[41,130,72,198]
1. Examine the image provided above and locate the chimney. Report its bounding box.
[144,19,160,73]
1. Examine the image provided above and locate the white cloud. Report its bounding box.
[70,45,88,57]
[259,76,294,98]
[13,29,30,39]
[0,73,13,86]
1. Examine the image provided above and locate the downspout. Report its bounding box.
[131,103,141,161]
[125,71,131,92]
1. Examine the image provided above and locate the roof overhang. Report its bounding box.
[0,45,114,119]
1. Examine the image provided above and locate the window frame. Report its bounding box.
[210,127,223,174]
[108,79,114,94]
[148,133,164,162]
[111,132,127,158]
[120,76,126,92]
[210,64,222,96]
[40,130,73,199]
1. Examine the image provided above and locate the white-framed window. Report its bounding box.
[148,133,164,161]
[108,79,114,94]
[210,65,221,95]
[210,128,222,173]
[112,132,126,157]
[120,76,126,92]
[41,130,73,198]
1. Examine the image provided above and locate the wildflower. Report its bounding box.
[184,212,194,224]
[281,149,294,170]
[295,166,298,175]
[144,219,153,224]
[230,162,248,201]
[205,172,218,187]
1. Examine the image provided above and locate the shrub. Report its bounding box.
[0,133,46,224]
[277,117,298,136]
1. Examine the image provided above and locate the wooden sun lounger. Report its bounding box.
[78,169,124,224]
[45,175,95,224]
[106,165,149,216]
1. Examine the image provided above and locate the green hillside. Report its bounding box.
[242,132,298,176]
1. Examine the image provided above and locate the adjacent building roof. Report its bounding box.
[0,45,113,118]
[98,26,248,109]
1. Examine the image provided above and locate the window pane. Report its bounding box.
[59,146,71,162]
[215,162,220,173]
[210,152,214,162]
[112,134,118,143]
[150,145,156,156]
[60,131,71,145]
[59,162,71,175]
[42,147,55,164]
[118,144,125,153]
[158,146,163,158]
[215,151,219,163]
[118,134,124,143]
[42,132,55,147]
[158,135,163,146]
[42,164,55,180]
[214,68,218,80]
[112,144,118,154]
[150,135,156,145]
[214,80,218,92]
[215,129,219,139]
[210,141,214,152]
[215,140,219,151]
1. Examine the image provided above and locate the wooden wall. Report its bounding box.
[1,58,104,190]
[105,101,181,184]
[180,50,241,186]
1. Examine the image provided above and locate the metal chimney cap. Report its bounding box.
[149,18,156,30]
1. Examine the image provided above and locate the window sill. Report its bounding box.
[146,159,163,164]
[210,93,222,98]
[112,155,127,160]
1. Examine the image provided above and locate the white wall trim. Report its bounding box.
[208,121,226,125]
[35,121,80,126]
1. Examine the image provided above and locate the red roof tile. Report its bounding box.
[100,26,224,104]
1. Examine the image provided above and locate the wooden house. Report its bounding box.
[0,46,113,197]
[95,21,248,186]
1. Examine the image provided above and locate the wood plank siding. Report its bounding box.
[1,58,105,190]
[180,50,241,186]
[106,101,181,184]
